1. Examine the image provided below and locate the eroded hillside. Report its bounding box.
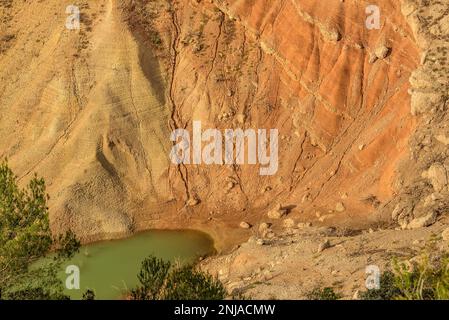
[0,0,447,253]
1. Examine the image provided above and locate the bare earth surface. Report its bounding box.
[1,0,449,298]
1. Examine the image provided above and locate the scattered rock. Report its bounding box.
[319,214,336,222]
[283,218,296,228]
[422,163,448,192]
[375,44,391,59]
[259,222,271,233]
[442,228,449,241]
[265,231,276,239]
[261,186,272,193]
[410,91,443,115]
[240,221,251,229]
[267,204,288,219]
[404,211,437,229]
[256,238,265,246]
[235,114,245,124]
[392,200,414,224]
[247,236,257,244]
[368,53,378,64]
[301,193,311,203]
[186,198,199,207]
[297,222,312,228]
[226,181,235,191]
[335,202,346,213]
[423,193,442,207]
[435,134,449,145]
[320,26,341,42]
[317,239,331,253]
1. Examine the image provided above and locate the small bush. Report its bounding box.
[306,287,341,300]
[131,255,226,300]
[82,289,96,300]
[393,254,449,300]
[361,253,449,300]
[360,271,401,300]
[0,159,80,300]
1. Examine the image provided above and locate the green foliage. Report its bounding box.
[359,271,401,300]
[82,289,96,300]
[131,256,171,300]
[0,160,80,300]
[131,255,227,300]
[361,253,449,300]
[164,264,227,300]
[393,254,449,300]
[306,287,342,300]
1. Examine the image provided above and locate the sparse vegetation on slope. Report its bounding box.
[0,160,80,300]
[131,255,226,300]
[362,251,449,300]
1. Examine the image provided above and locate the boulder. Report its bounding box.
[335,202,346,212]
[422,163,448,192]
[375,44,391,59]
[283,218,296,228]
[297,222,312,228]
[267,204,288,219]
[186,198,200,207]
[404,212,437,229]
[240,221,251,229]
[442,228,449,241]
[317,239,331,253]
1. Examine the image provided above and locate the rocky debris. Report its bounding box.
[374,44,391,59]
[267,204,288,219]
[261,186,272,194]
[319,214,336,222]
[186,197,200,207]
[256,238,265,246]
[320,25,341,42]
[442,228,449,241]
[435,135,449,146]
[392,200,414,226]
[283,218,296,229]
[235,113,245,124]
[259,222,270,232]
[368,53,378,64]
[402,211,437,230]
[240,221,251,229]
[317,239,331,253]
[301,193,311,203]
[410,91,443,115]
[297,222,312,228]
[423,193,443,207]
[422,163,448,192]
[226,181,235,191]
[335,202,346,213]
[265,231,276,239]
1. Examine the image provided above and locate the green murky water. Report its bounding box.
[60,230,215,300]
